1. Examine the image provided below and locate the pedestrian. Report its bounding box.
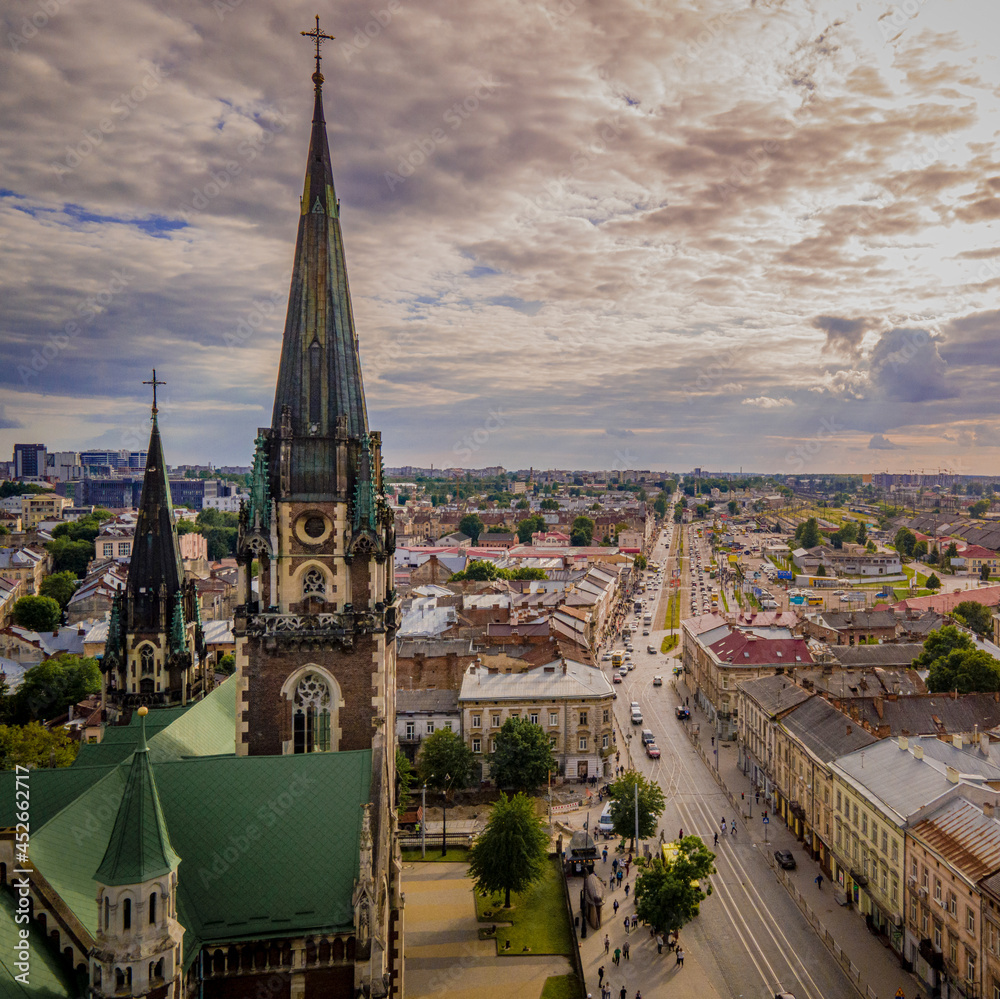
[620,987,627,999]
[613,946,621,967]
[624,915,629,934]
[714,831,718,847]
[755,790,760,805]
[635,992,641,999]
[604,933,610,954]
[676,946,684,967]
[622,940,630,961]
[624,882,630,898]
[678,828,683,839]
[711,735,714,747]
[731,820,737,836]
[603,846,608,863]
[685,696,689,706]
[625,860,631,877]
[656,932,664,954]
[612,857,619,874]
[598,965,605,987]
[613,899,619,916]
[617,869,623,885]
[815,874,824,890]
[631,914,638,930]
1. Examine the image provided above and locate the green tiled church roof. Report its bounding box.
[94,710,181,886]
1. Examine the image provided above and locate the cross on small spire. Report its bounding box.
[143,369,166,416]
[301,15,335,86]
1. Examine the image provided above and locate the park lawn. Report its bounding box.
[660,635,678,654]
[474,857,572,956]
[401,847,470,862]
[539,975,585,999]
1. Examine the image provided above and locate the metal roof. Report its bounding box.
[781,697,877,762]
[736,674,812,716]
[397,688,460,714]
[458,659,614,702]
[910,797,1000,883]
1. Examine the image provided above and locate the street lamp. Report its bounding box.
[441,772,451,857]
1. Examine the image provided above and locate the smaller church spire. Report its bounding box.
[95,707,180,886]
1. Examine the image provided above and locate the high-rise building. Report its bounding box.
[13,442,47,478]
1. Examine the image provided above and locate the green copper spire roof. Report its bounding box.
[95,709,180,886]
[170,590,188,656]
[270,63,369,495]
[126,401,185,633]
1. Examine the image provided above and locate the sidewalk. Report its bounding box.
[679,678,930,999]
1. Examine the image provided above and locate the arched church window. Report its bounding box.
[140,647,154,675]
[302,568,326,599]
[292,672,332,754]
[149,891,157,925]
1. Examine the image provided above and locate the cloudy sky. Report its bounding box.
[2,0,1000,475]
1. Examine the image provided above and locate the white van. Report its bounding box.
[597,804,615,835]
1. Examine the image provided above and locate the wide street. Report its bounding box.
[588,517,923,999]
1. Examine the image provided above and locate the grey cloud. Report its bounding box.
[868,328,953,404]
[813,314,876,355]
[868,434,905,450]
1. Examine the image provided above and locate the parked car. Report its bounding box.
[774,850,796,870]
[642,629,650,636]
[645,743,661,759]
[652,675,663,685]
[675,706,690,720]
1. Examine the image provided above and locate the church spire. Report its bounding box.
[125,373,184,633]
[271,18,368,495]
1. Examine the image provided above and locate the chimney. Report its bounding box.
[913,744,924,760]
[946,765,960,784]
[984,801,995,819]
[898,736,908,751]
[983,733,991,757]
[953,733,963,750]
[846,725,852,736]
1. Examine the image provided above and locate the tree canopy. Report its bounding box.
[46,537,94,577]
[915,625,973,668]
[467,792,550,908]
[396,747,414,815]
[459,513,485,543]
[570,516,595,547]
[634,835,716,934]
[0,721,79,769]
[417,729,475,790]
[971,499,991,517]
[516,515,546,544]
[449,559,507,582]
[796,518,821,549]
[634,554,648,570]
[488,716,556,793]
[953,601,994,638]
[927,648,1000,694]
[13,595,62,632]
[10,654,101,723]
[607,770,666,848]
[39,570,79,610]
[894,527,917,556]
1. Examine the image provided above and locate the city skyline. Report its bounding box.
[3,0,1000,473]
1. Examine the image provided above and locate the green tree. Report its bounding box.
[396,747,414,815]
[459,513,485,543]
[727,500,738,516]
[815,564,827,577]
[216,653,236,675]
[13,595,62,632]
[417,729,475,790]
[982,563,993,583]
[516,515,546,544]
[926,572,942,590]
[11,654,101,723]
[971,499,991,517]
[856,521,868,546]
[540,499,560,511]
[449,559,512,582]
[488,716,556,793]
[570,516,595,547]
[866,540,877,554]
[915,625,973,668]
[925,547,939,565]
[634,554,648,570]
[894,527,917,557]
[654,497,668,518]
[927,648,1000,693]
[0,722,79,769]
[38,571,79,611]
[511,567,548,580]
[798,518,821,549]
[634,835,716,935]
[953,601,994,638]
[607,770,666,849]
[913,540,929,559]
[516,498,530,510]
[46,537,94,577]
[946,542,959,560]
[467,792,550,908]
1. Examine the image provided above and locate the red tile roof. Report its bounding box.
[709,632,813,666]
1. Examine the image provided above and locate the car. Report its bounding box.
[642,629,650,636]
[613,673,623,683]
[652,674,663,685]
[647,643,656,653]
[774,850,796,870]
[619,666,628,677]
[675,706,690,720]
[601,652,612,661]
[645,743,661,759]
[630,701,641,711]
[641,728,654,744]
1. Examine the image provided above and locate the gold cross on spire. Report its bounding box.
[143,369,166,416]
[301,15,335,86]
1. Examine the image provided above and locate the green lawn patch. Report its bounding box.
[660,635,678,654]
[540,974,585,999]
[474,856,572,956]
[401,847,470,862]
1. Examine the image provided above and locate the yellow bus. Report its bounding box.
[807,595,823,606]
[611,652,624,670]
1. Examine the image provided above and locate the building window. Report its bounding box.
[968,951,975,984]
[934,925,942,950]
[104,897,109,930]
[853,804,858,826]
[579,736,588,751]
[911,898,917,923]
[302,567,326,599]
[922,911,929,934]
[472,715,481,729]
[603,709,610,723]
[549,736,557,748]
[950,893,957,916]
[118,543,129,556]
[836,790,842,812]
[969,908,976,933]
[492,714,501,728]
[529,712,538,725]
[881,830,887,852]
[292,672,332,754]
[891,877,898,906]
[426,722,434,735]
[950,938,958,965]
[140,646,154,675]
[579,711,588,726]
[123,898,131,931]
[881,867,888,893]
[472,737,481,753]
[549,712,559,726]
[602,734,609,749]
[149,892,156,925]
[911,858,918,878]
[862,814,867,836]
[892,840,898,863]
[444,721,452,731]
[935,879,942,902]
[103,543,113,557]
